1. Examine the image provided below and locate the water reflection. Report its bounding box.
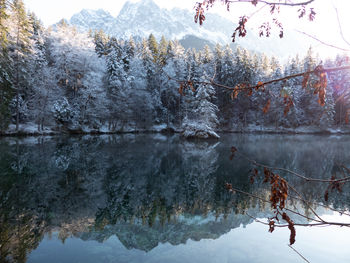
[1,134,350,262]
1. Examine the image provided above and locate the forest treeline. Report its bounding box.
[1,0,350,135]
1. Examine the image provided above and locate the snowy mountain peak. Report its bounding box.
[70,8,115,34]
[72,8,112,20]
[66,0,309,59]
[136,0,159,8]
[68,1,234,42]
[119,0,160,16]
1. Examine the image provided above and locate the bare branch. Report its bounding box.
[228,186,324,222]
[229,186,350,227]
[287,182,325,222]
[165,65,350,93]
[290,195,350,217]
[215,0,316,6]
[296,30,350,52]
[255,0,315,6]
[237,150,350,183]
[288,245,311,263]
[333,6,350,47]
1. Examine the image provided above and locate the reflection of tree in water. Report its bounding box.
[97,139,224,228]
[0,137,108,262]
[1,135,350,259]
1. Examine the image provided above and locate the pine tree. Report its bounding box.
[326,55,350,125]
[160,40,186,127]
[282,55,303,127]
[0,0,8,48]
[0,0,13,132]
[158,35,168,66]
[231,47,255,127]
[182,73,219,139]
[220,46,236,127]
[93,29,109,57]
[299,47,325,125]
[26,13,54,130]
[148,33,158,63]
[9,0,32,131]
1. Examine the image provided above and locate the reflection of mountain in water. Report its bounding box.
[1,134,350,261]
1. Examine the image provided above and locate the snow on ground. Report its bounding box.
[3,123,56,136]
[3,123,350,137]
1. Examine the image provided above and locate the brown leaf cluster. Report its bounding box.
[195,1,316,40]
[232,16,248,42]
[251,0,258,6]
[262,99,271,114]
[250,168,259,184]
[263,168,289,210]
[250,167,289,210]
[178,81,196,96]
[194,3,205,26]
[225,182,235,194]
[301,65,328,106]
[302,73,310,89]
[313,65,327,106]
[283,95,294,116]
[230,82,265,101]
[324,175,345,202]
[249,166,295,245]
[282,212,296,245]
[273,18,284,38]
[259,22,271,37]
[270,4,280,15]
[268,220,275,233]
[298,6,316,21]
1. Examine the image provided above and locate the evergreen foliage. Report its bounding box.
[0,1,346,135]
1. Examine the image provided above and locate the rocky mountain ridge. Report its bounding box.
[67,0,309,59]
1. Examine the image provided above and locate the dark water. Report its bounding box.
[1,134,350,263]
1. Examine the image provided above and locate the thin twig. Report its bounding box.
[288,245,311,263]
[235,187,350,227]
[164,65,350,92]
[295,30,350,52]
[333,6,350,47]
[289,195,350,217]
[230,186,322,222]
[245,212,348,227]
[287,183,325,223]
[237,151,350,183]
[248,3,268,19]
[229,185,340,224]
[224,0,315,6]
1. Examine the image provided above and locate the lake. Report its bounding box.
[1,134,350,263]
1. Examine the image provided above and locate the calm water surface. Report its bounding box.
[1,134,350,263]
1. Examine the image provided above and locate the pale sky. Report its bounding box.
[23,0,196,26]
[22,0,350,57]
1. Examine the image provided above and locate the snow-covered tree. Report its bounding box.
[159,40,187,127]
[0,0,13,132]
[47,22,108,131]
[7,0,33,130]
[182,74,219,139]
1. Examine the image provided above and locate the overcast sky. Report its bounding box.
[22,0,350,57]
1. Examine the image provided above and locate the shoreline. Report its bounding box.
[2,125,350,137]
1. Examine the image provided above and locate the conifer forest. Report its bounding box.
[2,1,350,263]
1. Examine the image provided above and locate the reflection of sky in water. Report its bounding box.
[28,212,350,263]
[2,134,350,263]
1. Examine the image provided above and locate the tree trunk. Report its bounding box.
[15,27,20,132]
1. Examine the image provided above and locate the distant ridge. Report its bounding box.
[66,0,309,58]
